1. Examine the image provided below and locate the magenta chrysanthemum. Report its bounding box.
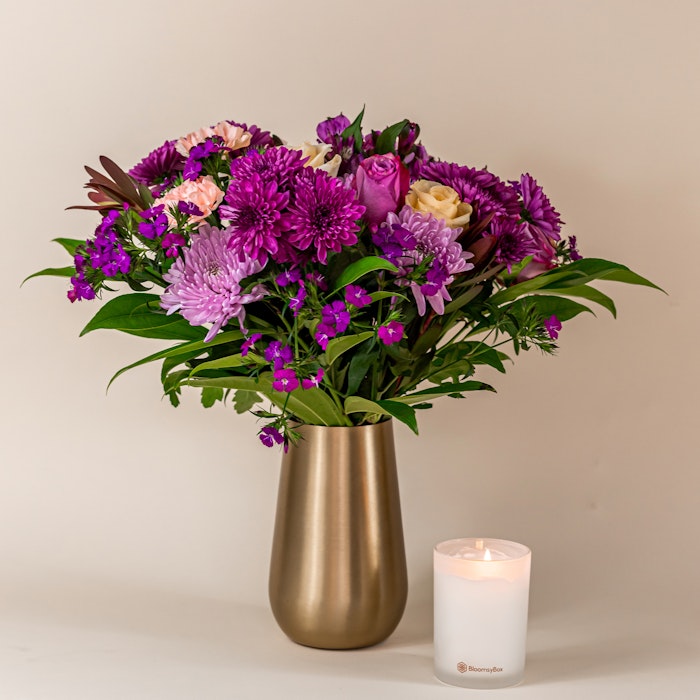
[286,169,365,264]
[220,174,290,264]
[160,224,266,342]
[490,218,539,271]
[229,147,306,189]
[420,161,520,228]
[383,206,474,315]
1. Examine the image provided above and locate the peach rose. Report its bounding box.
[176,121,251,156]
[406,180,472,229]
[295,141,342,177]
[154,176,224,224]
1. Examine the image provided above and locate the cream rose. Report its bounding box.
[294,141,342,177]
[405,180,472,229]
[154,176,224,224]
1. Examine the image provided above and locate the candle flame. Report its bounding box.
[484,547,492,561]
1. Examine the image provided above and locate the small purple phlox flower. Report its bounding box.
[177,200,203,217]
[138,204,168,240]
[302,368,325,390]
[272,368,299,393]
[67,253,95,302]
[306,271,327,291]
[289,282,307,317]
[544,315,562,340]
[161,232,186,258]
[264,340,294,370]
[345,284,372,309]
[315,323,336,350]
[259,425,285,448]
[568,235,582,261]
[183,138,223,181]
[276,268,302,287]
[241,333,262,357]
[378,320,404,346]
[419,260,449,297]
[321,300,350,333]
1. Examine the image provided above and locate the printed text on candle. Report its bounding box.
[457,662,504,674]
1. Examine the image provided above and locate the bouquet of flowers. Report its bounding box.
[31,110,659,448]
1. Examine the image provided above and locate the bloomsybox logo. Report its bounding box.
[457,662,504,674]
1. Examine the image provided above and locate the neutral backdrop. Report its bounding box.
[2,0,698,698]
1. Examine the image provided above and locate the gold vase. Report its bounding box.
[268,420,408,649]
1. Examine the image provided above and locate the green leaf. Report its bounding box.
[22,266,74,285]
[107,330,243,389]
[392,381,495,405]
[189,353,264,375]
[332,256,398,291]
[437,341,507,373]
[201,386,224,408]
[81,293,206,340]
[504,295,594,323]
[324,331,374,367]
[340,107,365,150]
[52,237,84,256]
[369,291,409,303]
[536,285,617,317]
[346,343,378,395]
[233,390,260,414]
[375,119,410,154]
[344,397,418,434]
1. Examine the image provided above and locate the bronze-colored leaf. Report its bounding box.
[99,156,140,202]
[467,235,497,270]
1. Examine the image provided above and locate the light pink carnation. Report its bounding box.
[154,176,224,223]
[176,121,252,156]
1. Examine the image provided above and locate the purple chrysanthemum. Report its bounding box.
[512,173,563,240]
[382,206,474,315]
[420,161,520,229]
[378,321,404,346]
[286,169,365,264]
[220,174,290,264]
[129,140,185,187]
[490,218,539,272]
[160,224,267,342]
[229,147,306,190]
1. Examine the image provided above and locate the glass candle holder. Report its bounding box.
[434,538,531,689]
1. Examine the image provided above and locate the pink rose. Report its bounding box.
[355,154,409,226]
[154,176,225,224]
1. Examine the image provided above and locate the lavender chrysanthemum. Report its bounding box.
[383,206,474,315]
[129,140,185,187]
[220,174,290,264]
[160,224,267,342]
[420,161,520,229]
[229,147,306,190]
[287,169,365,264]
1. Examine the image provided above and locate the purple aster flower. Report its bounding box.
[264,341,294,370]
[241,332,262,357]
[490,218,539,272]
[259,425,285,447]
[289,282,307,317]
[286,169,365,264]
[221,173,290,264]
[315,323,337,350]
[544,315,562,340]
[345,284,372,309]
[161,232,186,258]
[160,224,267,342]
[382,206,474,315]
[229,147,306,190]
[321,300,350,333]
[378,321,404,346]
[420,161,520,230]
[272,368,299,393]
[302,368,325,390]
[129,140,185,187]
[276,268,303,287]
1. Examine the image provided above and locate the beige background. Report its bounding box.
[2,0,698,697]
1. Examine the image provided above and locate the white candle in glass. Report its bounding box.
[434,538,531,689]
